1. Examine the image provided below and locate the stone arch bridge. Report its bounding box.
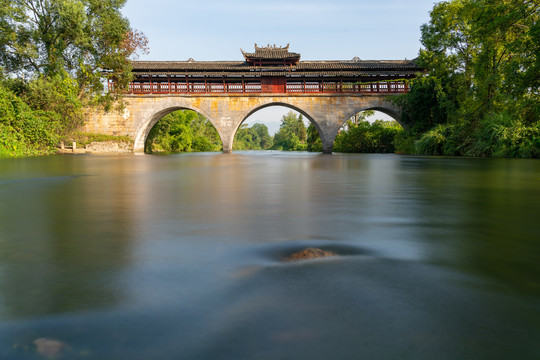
[84,93,402,154]
[83,44,420,153]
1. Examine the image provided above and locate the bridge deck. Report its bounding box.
[114,80,409,95]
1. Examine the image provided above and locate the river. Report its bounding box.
[0,152,539,359]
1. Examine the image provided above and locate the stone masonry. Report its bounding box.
[83,93,403,154]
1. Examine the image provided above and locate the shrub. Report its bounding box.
[334,120,403,153]
[468,113,540,158]
[0,84,60,157]
[394,132,417,154]
[415,125,448,155]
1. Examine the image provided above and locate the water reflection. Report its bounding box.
[400,157,540,295]
[0,153,539,359]
[0,156,135,319]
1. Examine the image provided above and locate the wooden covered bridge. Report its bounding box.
[87,44,422,153]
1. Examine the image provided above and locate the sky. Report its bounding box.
[121,0,437,133]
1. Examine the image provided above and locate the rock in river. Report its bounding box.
[285,248,337,261]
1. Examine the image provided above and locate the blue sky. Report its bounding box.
[122,0,437,133]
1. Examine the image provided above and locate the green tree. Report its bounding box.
[334,120,403,153]
[395,0,539,157]
[145,110,221,153]
[271,111,307,151]
[0,0,148,157]
[306,123,322,152]
[348,110,375,127]
[233,122,273,150]
[251,123,273,149]
[0,83,60,157]
[234,124,258,150]
[24,75,84,134]
[0,0,148,100]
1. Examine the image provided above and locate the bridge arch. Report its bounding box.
[229,102,324,152]
[302,97,405,154]
[341,99,405,130]
[133,102,221,153]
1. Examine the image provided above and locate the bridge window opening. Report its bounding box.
[234,105,322,152]
[144,109,222,154]
[333,110,404,153]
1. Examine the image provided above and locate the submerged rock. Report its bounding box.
[285,248,337,261]
[33,338,69,359]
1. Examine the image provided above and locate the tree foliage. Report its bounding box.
[145,110,221,153]
[0,82,60,157]
[0,0,148,99]
[271,111,308,151]
[306,123,322,152]
[396,0,539,157]
[234,122,273,150]
[0,0,148,156]
[333,119,403,153]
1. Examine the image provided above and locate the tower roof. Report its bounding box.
[241,44,301,64]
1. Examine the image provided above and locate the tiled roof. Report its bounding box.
[130,44,422,77]
[131,60,420,73]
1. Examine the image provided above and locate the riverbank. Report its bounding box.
[57,140,132,154]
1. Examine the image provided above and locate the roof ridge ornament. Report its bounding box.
[241,44,300,65]
[255,43,290,51]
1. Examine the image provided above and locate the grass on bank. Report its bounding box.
[66,132,133,149]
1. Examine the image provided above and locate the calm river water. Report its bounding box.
[0,152,539,359]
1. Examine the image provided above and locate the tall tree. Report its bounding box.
[395,0,539,157]
[415,0,539,122]
[233,123,273,150]
[272,111,307,151]
[306,123,322,152]
[251,123,273,149]
[0,0,148,99]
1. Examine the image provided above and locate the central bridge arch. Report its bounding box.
[231,101,322,152]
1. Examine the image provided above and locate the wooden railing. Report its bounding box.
[113,80,409,94]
